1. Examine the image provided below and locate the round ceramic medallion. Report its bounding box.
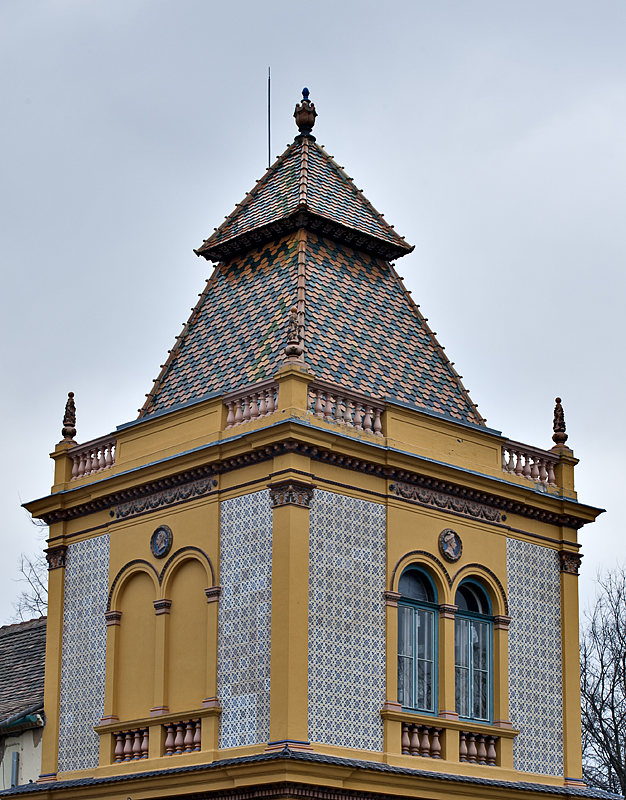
[438,528,462,562]
[150,525,173,559]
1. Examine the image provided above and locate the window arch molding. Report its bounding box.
[108,560,159,612]
[160,547,215,599]
[390,549,452,604]
[451,563,508,617]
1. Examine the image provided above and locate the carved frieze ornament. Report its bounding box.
[552,397,568,446]
[269,480,314,508]
[61,391,77,442]
[438,529,463,563]
[45,544,68,570]
[150,525,173,559]
[294,87,317,135]
[559,551,583,575]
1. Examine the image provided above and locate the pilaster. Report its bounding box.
[560,552,584,783]
[267,474,314,746]
[151,599,172,716]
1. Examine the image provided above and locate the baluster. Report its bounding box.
[419,726,431,757]
[514,451,524,476]
[353,402,363,430]
[78,451,87,478]
[97,446,106,472]
[183,720,194,753]
[538,458,548,482]
[243,395,252,423]
[132,729,142,760]
[373,407,383,435]
[409,724,420,756]
[250,393,259,420]
[486,736,498,766]
[323,393,334,422]
[344,399,354,426]
[401,723,410,755]
[501,448,508,472]
[84,449,93,476]
[313,389,324,417]
[336,396,345,424]
[267,387,277,414]
[123,730,133,761]
[71,455,80,480]
[114,732,125,763]
[467,733,478,763]
[226,401,235,428]
[459,731,468,762]
[363,406,373,432]
[547,460,556,486]
[164,724,175,756]
[174,722,185,755]
[193,719,201,751]
[430,728,441,759]
[141,728,149,758]
[530,457,540,481]
[477,734,487,765]
[522,453,532,479]
[507,449,516,473]
[105,442,114,469]
[258,390,267,417]
[234,399,243,426]
[110,442,116,466]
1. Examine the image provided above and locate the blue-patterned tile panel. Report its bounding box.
[58,534,109,772]
[507,538,563,776]
[308,491,386,751]
[218,491,272,748]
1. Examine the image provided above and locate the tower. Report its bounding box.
[20,90,603,800]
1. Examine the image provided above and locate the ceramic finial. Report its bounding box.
[294,87,317,136]
[61,392,77,442]
[552,396,568,446]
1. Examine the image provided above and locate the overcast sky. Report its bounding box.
[1,0,625,623]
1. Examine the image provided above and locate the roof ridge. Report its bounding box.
[139,264,223,417]
[195,140,299,255]
[298,136,310,208]
[312,141,407,249]
[0,617,47,636]
[386,261,485,426]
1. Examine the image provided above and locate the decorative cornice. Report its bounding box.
[269,480,315,508]
[205,587,221,604]
[391,481,500,523]
[38,438,591,531]
[559,551,583,575]
[45,545,67,570]
[104,611,122,627]
[116,477,217,520]
[153,599,172,616]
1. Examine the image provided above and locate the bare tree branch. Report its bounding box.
[10,552,48,622]
[581,566,626,794]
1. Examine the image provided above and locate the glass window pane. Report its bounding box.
[472,621,489,670]
[398,656,413,707]
[417,609,433,660]
[418,660,433,711]
[473,669,488,720]
[398,606,414,657]
[455,618,469,668]
[455,666,469,717]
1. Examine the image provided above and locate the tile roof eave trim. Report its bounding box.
[0,748,618,798]
[195,211,414,264]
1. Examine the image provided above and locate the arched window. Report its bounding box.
[454,580,492,722]
[397,567,438,713]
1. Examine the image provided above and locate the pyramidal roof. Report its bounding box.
[140,90,484,427]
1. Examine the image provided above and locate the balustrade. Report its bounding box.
[401,723,442,758]
[69,436,117,480]
[308,382,383,436]
[459,730,498,766]
[163,719,201,756]
[224,382,279,429]
[501,440,557,486]
[113,728,149,762]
